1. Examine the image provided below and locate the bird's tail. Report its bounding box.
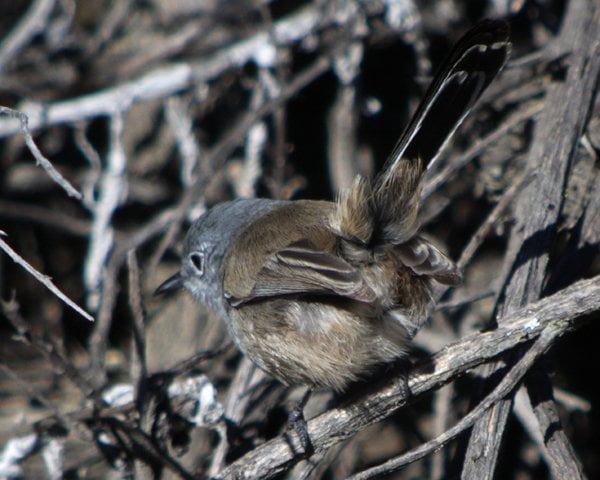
[331,20,511,250]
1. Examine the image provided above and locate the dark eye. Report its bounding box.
[189,252,205,274]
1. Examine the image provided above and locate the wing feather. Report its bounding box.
[227,239,376,307]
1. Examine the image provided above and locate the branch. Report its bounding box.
[0,0,56,72]
[348,326,560,479]
[0,106,82,199]
[216,275,600,479]
[0,231,93,322]
[462,0,599,476]
[0,3,388,138]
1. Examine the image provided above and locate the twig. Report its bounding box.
[164,96,201,188]
[328,39,364,192]
[84,111,126,310]
[87,253,120,386]
[430,384,453,480]
[258,4,290,200]
[512,387,550,463]
[73,121,103,209]
[207,358,268,477]
[0,296,98,402]
[0,231,93,322]
[126,250,147,405]
[0,362,58,415]
[457,170,535,269]
[238,121,266,197]
[422,101,543,200]
[229,69,270,198]
[435,290,494,311]
[0,200,90,236]
[0,106,82,199]
[0,0,57,72]
[163,344,233,376]
[553,388,591,413]
[126,249,152,479]
[0,3,391,139]
[95,417,195,480]
[347,327,559,480]
[84,0,133,56]
[525,365,586,477]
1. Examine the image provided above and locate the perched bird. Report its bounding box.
[157,19,510,416]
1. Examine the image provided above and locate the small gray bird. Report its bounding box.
[157,21,510,395]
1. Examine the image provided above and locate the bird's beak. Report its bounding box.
[154,272,183,296]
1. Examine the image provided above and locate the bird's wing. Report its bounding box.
[226,238,376,307]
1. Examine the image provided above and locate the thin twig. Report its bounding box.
[84,111,126,310]
[127,250,147,405]
[0,3,391,138]
[73,121,103,209]
[435,290,494,311]
[422,101,543,200]
[0,231,93,322]
[0,106,82,199]
[0,200,90,236]
[0,295,98,402]
[0,0,57,72]
[164,96,201,187]
[457,170,535,269]
[0,362,58,414]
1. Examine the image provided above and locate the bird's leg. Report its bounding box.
[397,371,411,399]
[287,388,314,456]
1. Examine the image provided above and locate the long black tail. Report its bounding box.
[372,20,511,244]
[331,20,511,251]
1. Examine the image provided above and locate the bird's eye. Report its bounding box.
[189,252,205,274]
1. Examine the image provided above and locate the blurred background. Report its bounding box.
[0,0,598,478]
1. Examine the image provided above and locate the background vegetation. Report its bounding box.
[0,0,598,478]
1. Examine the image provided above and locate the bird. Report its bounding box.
[156,19,510,447]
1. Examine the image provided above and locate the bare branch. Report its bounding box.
[0,0,56,72]
[0,3,387,138]
[84,111,126,310]
[348,327,559,480]
[217,275,600,479]
[0,231,93,322]
[0,106,82,199]
[462,0,599,476]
